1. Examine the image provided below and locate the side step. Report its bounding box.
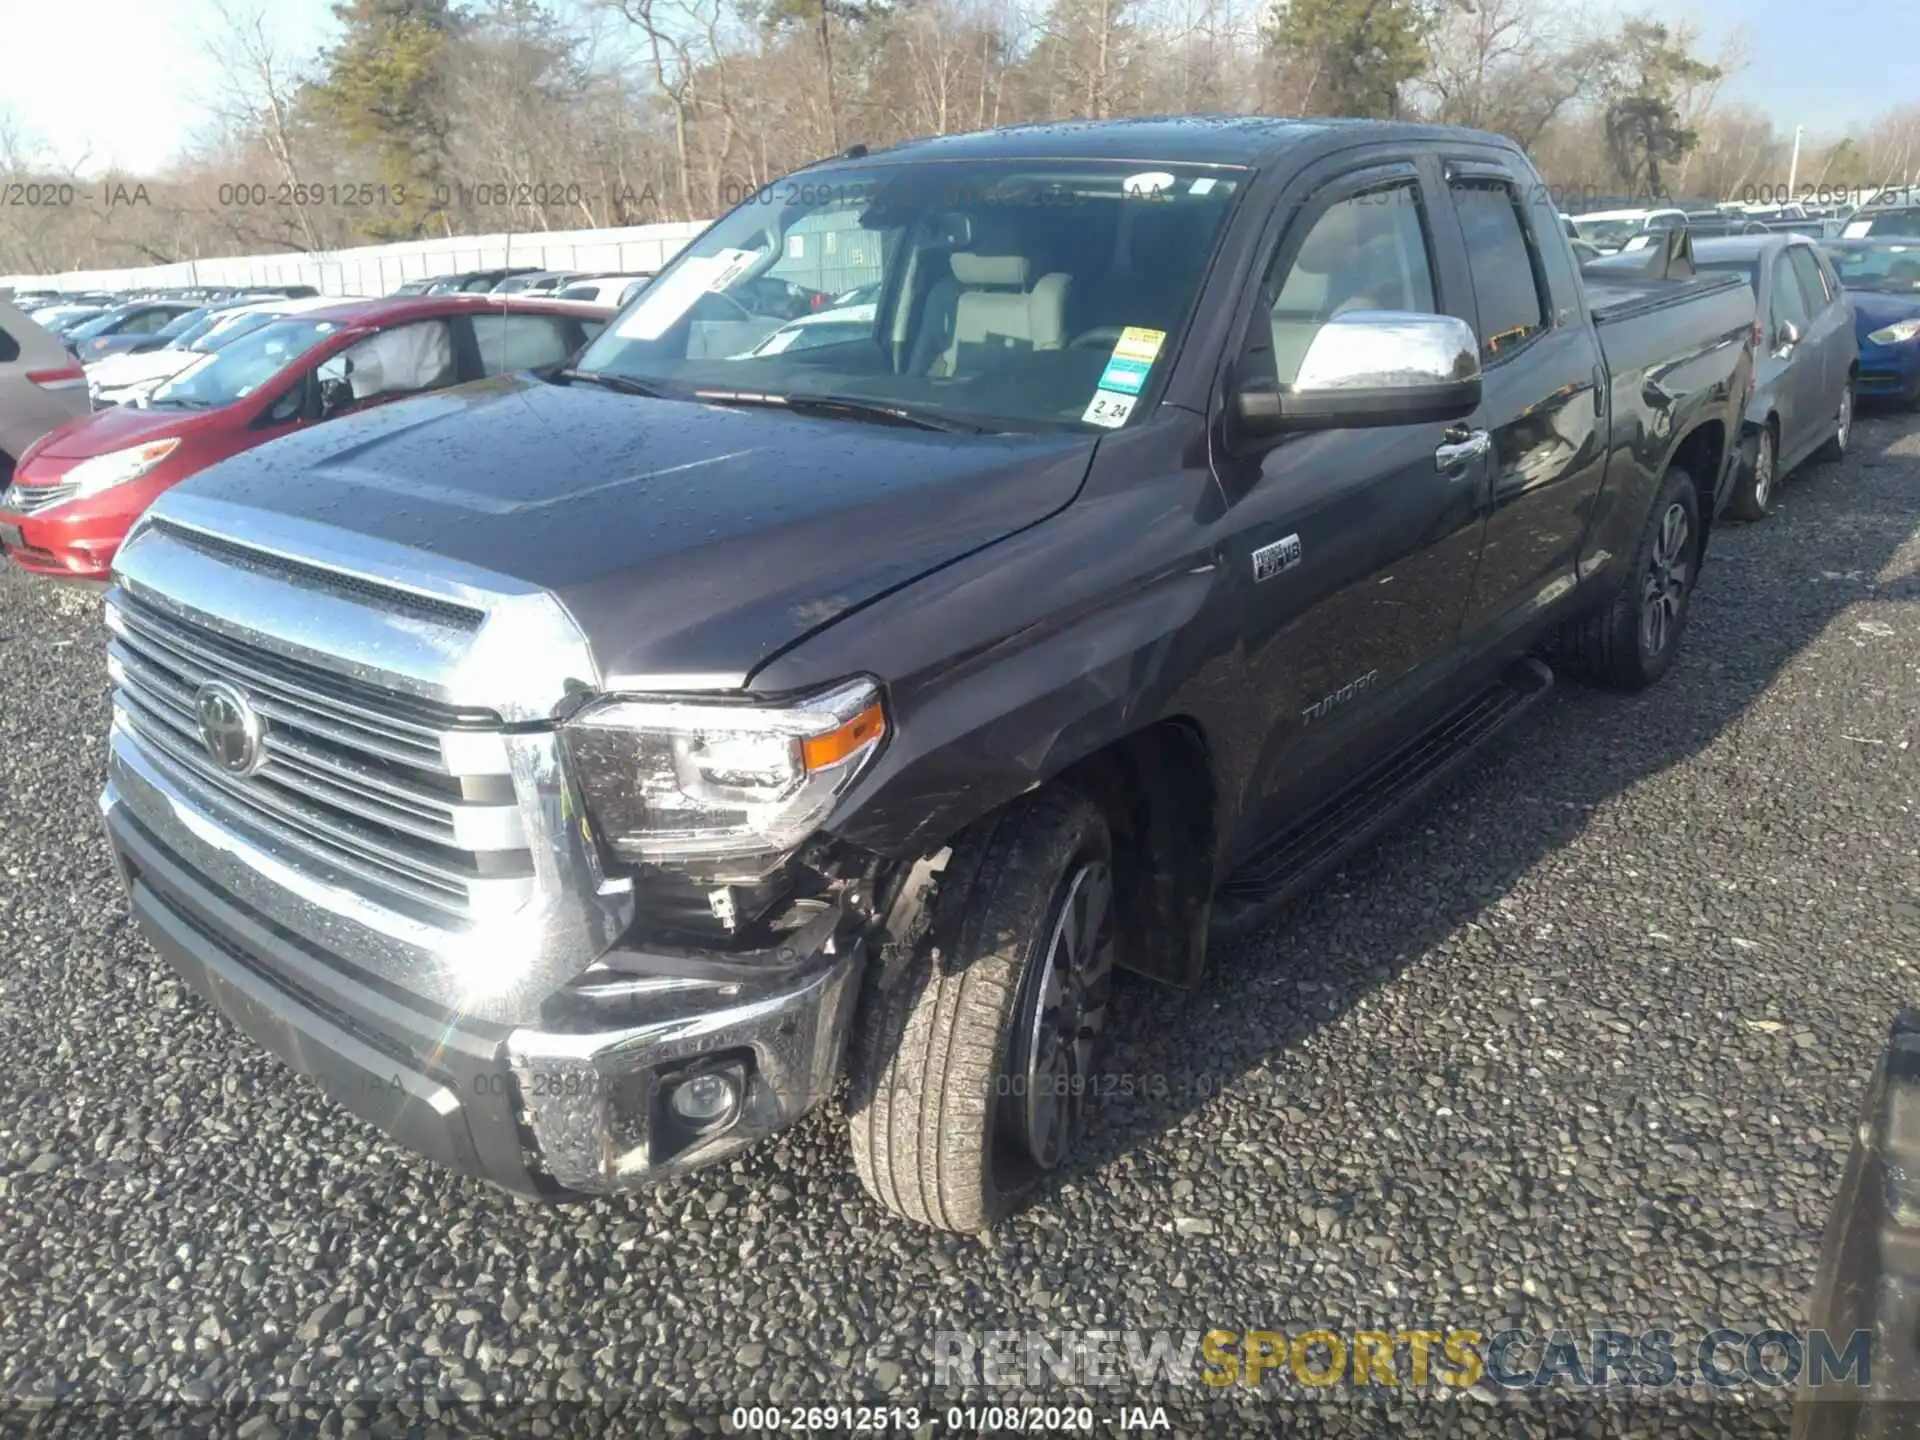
[1212,657,1555,939]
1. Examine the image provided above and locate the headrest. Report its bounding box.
[951,253,1030,287]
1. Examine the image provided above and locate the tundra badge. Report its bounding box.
[1253,533,1303,583]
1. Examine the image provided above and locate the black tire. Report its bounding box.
[1726,423,1778,522]
[1558,465,1702,692]
[1812,379,1854,464]
[848,787,1116,1232]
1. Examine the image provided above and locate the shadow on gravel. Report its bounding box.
[1051,411,1920,1206]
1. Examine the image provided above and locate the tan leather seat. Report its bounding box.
[934,252,1072,377]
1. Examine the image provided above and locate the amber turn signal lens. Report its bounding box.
[800,702,886,771]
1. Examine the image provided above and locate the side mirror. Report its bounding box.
[1233,311,1484,438]
[1776,319,1801,352]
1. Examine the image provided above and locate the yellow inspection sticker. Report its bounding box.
[1113,327,1166,363]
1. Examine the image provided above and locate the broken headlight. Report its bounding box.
[563,677,886,876]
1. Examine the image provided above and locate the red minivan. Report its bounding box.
[0,293,612,580]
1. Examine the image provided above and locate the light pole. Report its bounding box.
[1787,124,1804,202]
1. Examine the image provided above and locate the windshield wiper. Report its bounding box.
[692,389,986,433]
[553,367,672,398]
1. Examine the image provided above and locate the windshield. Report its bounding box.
[148,317,344,409]
[1844,208,1920,240]
[151,307,214,345]
[1822,244,1920,294]
[572,159,1245,432]
[66,309,132,341]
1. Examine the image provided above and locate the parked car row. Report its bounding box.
[388,267,656,303]
[0,292,613,577]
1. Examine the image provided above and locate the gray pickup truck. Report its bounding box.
[98,118,1755,1231]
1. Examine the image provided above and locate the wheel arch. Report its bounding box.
[1668,417,1728,543]
[1050,716,1219,989]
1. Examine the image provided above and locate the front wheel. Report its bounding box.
[1558,466,1703,691]
[1726,424,1778,521]
[848,788,1116,1232]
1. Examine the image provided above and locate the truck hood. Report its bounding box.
[172,373,1099,684]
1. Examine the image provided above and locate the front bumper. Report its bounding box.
[0,498,129,579]
[1856,343,1920,400]
[101,775,864,1197]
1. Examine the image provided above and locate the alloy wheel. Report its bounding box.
[1752,431,1776,509]
[1006,860,1115,1171]
[1640,502,1692,659]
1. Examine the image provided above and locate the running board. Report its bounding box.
[1212,657,1554,939]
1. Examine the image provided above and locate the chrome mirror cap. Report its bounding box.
[1293,310,1483,394]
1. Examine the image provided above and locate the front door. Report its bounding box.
[1211,157,1487,844]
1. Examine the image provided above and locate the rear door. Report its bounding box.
[1211,153,1488,839]
[1440,158,1608,645]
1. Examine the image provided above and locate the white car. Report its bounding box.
[86,296,355,407]
[1569,207,1689,254]
[551,274,655,307]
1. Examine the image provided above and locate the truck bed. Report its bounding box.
[1583,270,1749,327]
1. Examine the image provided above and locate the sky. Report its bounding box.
[0,0,1914,177]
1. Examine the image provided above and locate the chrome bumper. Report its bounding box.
[102,759,863,1195]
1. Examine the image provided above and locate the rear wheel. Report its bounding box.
[1726,424,1778,521]
[1813,381,1853,464]
[1558,466,1702,691]
[848,788,1116,1232]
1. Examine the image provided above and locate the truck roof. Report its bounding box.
[828,115,1518,169]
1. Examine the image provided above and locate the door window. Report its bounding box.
[1786,247,1832,312]
[1770,255,1811,338]
[316,320,457,404]
[1452,182,1549,360]
[1265,180,1438,386]
[472,313,579,376]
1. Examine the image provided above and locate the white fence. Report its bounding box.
[0,220,713,297]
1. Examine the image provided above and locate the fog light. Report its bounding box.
[667,1067,742,1129]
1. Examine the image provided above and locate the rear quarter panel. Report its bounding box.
[1582,277,1755,578]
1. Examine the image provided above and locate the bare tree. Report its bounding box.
[199,0,324,249]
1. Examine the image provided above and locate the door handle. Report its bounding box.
[1435,427,1491,472]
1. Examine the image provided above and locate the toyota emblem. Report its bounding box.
[193,680,268,776]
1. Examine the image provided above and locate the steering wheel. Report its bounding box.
[1068,327,1126,350]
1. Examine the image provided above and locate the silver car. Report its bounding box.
[0,300,93,488]
[1694,235,1858,520]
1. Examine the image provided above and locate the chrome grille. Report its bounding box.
[106,592,533,921]
[2,481,79,515]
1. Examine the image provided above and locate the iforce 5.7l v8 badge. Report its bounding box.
[1253,533,1303,582]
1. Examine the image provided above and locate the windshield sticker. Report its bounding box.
[1844,221,1873,238]
[1095,327,1166,396]
[1189,177,1218,196]
[1083,389,1137,428]
[614,246,761,341]
[1122,171,1177,199]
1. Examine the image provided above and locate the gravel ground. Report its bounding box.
[2,409,1918,1439]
